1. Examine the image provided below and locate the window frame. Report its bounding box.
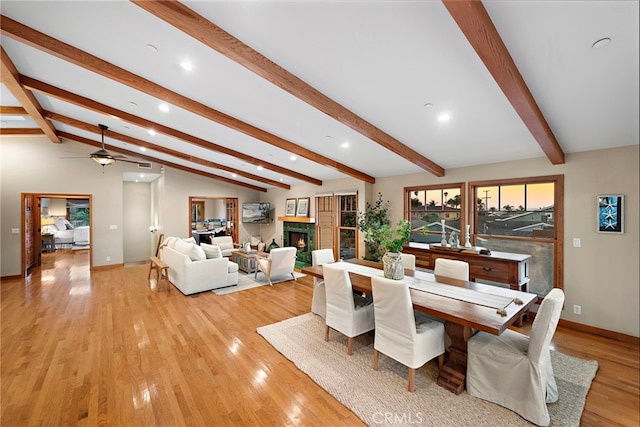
[404,182,466,242]
[468,174,564,291]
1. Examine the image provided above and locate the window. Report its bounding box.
[314,193,358,261]
[470,175,564,297]
[338,194,358,260]
[405,183,465,244]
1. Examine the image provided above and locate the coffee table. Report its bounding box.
[231,250,268,274]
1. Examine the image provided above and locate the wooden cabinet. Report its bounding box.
[404,243,531,292]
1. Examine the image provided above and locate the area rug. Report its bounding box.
[257,313,599,426]
[213,272,305,295]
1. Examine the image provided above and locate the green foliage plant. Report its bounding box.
[358,193,419,260]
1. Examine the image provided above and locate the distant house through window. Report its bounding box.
[405,183,466,244]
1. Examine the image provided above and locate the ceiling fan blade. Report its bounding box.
[115,158,147,165]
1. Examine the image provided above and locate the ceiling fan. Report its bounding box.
[62,124,151,170]
[89,124,149,168]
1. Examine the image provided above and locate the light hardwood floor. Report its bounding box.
[1,250,638,426]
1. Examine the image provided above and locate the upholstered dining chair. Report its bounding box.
[400,253,416,271]
[255,247,297,286]
[311,249,335,319]
[466,288,565,426]
[371,276,445,392]
[323,263,375,355]
[433,258,469,282]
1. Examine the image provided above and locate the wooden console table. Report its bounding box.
[403,243,531,292]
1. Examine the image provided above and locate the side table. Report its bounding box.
[42,233,55,253]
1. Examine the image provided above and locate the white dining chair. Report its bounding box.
[323,263,375,355]
[434,258,469,281]
[466,288,565,426]
[255,247,297,285]
[371,276,445,392]
[400,253,416,271]
[311,249,335,319]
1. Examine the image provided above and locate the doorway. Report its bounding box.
[21,193,93,277]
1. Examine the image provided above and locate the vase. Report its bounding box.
[267,238,279,252]
[382,251,404,280]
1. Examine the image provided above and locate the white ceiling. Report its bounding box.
[1,1,638,190]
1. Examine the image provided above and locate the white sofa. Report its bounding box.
[160,237,239,295]
[211,235,237,257]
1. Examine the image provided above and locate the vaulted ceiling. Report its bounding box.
[1,1,638,191]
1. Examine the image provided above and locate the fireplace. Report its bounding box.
[282,221,315,268]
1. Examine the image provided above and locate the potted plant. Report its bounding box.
[372,220,411,279]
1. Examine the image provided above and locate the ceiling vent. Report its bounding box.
[137,162,152,169]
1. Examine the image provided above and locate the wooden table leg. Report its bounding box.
[437,322,473,394]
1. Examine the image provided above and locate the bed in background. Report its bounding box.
[51,218,90,248]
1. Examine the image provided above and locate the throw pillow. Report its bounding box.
[174,239,206,261]
[200,243,222,259]
[161,236,179,249]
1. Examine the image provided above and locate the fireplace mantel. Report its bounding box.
[277,216,315,224]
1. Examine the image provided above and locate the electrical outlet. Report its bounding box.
[573,305,581,315]
[572,238,581,247]
[106,256,111,262]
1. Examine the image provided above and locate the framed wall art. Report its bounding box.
[597,194,624,234]
[285,198,297,216]
[296,197,310,217]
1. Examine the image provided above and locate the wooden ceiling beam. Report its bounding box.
[57,131,268,192]
[45,111,290,190]
[21,75,321,186]
[443,0,565,165]
[0,106,28,115]
[0,128,44,135]
[0,45,59,143]
[133,0,445,178]
[0,14,373,183]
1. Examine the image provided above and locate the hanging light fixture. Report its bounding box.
[90,124,115,166]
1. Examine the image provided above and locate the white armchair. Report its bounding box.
[371,276,445,391]
[323,263,375,355]
[466,288,565,426]
[311,249,335,319]
[255,247,297,285]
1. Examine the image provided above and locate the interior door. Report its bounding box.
[315,196,334,257]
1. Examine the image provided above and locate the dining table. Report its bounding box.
[301,258,537,394]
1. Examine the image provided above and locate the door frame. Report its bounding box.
[21,192,93,277]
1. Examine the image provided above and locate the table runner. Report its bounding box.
[334,261,515,311]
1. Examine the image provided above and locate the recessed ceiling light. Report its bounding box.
[146,44,158,52]
[129,101,138,107]
[279,178,284,182]
[232,173,237,178]
[257,166,263,171]
[290,155,297,161]
[592,37,611,49]
[140,174,145,178]
[424,103,434,108]
[158,103,169,112]
[437,113,451,122]
[180,61,193,71]
[341,141,349,148]
[147,129,156,136]
[140,147,147,152]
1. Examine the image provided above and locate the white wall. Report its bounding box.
[123,182,151,263]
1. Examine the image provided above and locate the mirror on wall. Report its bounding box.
[189,197,238,244]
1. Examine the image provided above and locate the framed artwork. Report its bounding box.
[285,198,297,216]
[597,195,624,234]
[296,197,310,217]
